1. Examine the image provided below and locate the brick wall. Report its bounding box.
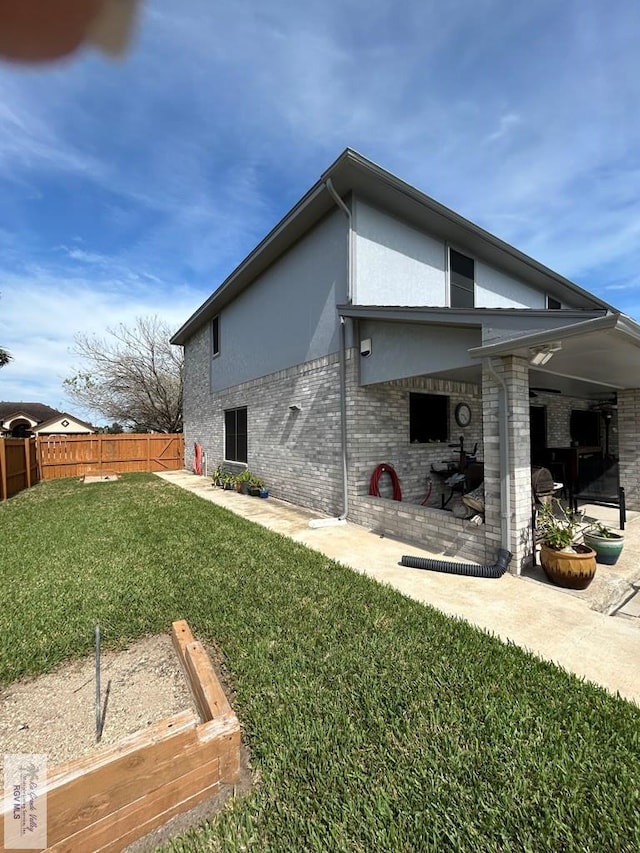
[184,325,344,515]
[531,393,616,454]
[347,368,483,507]
[350,495,487,563]
[618,389,640,511]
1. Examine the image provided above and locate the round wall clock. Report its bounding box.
[455,402,472,427]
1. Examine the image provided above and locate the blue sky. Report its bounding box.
[1,0,639,420]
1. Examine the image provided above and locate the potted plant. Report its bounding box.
[221,472,235,491]
[236,468,252,495]
[248,474,264,497]
[536,499,597,590]
[583,521,624,566]
[212,465,224,487]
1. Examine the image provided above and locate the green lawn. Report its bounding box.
[1,474,639,852]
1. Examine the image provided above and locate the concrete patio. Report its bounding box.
[157,470,640,706]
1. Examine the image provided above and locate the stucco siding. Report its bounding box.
[358,320,481,385]
[475,262,545,309]
[354,198,568,311]
[354,201,445,305]
[211,209,348,392]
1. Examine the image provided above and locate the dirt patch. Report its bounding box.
[0,634,193,767]
[0,633,254,850]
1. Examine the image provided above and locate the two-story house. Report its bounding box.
[171,150,640,573]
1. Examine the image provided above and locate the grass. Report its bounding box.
[1,474,639,852]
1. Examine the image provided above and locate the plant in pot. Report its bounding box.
[583,521,624,566]
[536,499,597,590]
[212,464,224,487]
[248,474,264,497]
[236,468,252,495]
[221,472,236,491]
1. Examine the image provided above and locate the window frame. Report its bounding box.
[448,246,475,309]
[211,315,220,358]
[224,406,247,463]
[546,295,562,310]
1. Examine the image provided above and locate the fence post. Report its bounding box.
[98,434,103,475]
[0,438,6,501]
[147,434,151,470]
[24,439,32,488]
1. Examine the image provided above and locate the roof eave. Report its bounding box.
[467,313,632,359]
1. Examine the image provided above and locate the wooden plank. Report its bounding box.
[185,642,233,722]
[38,712,238,846]
[171,619,196,672]
[171,621,232,723]
[47,756,223,853]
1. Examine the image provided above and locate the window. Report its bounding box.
[410,393,448,443]
[570,410,600,448]
[211,315,220,356]
[225,407,247,462]
[449,248,475,308]
[546,295,561,310]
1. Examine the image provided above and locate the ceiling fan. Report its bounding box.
[529,387,563,398]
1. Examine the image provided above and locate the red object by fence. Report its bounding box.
[193,442,203,475]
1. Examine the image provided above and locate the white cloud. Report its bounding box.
[0,275,206,420]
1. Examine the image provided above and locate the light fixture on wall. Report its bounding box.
[529,342,562,366]
[288,403,301,412]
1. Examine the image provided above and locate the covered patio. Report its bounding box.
[342,307,640,575]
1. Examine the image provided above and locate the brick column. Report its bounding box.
[617,389,640,511]
[482,356,532,573]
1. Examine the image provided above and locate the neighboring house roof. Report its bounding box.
[171,149,616,346]
[0,402,63,424]
[0,402,95,433]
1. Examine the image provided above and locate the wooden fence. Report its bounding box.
[0,437,39,500]
[37,433,185,480]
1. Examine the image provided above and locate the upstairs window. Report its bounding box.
[225,407,247,463]
[211,315,220,356]
[449,248,475,308]
[410,393,448,443]
[546,295,561,310]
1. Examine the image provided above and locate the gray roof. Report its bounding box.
[171,149,616,346]
[0,402,64,423]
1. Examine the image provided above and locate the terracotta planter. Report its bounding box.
[540,544,597,590]
[583,531,624,566]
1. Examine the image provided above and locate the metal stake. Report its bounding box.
[95,624,101,741]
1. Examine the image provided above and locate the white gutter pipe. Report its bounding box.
[486,357,514,572]
[307,180,351,529]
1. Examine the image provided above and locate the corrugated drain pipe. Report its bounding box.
[401,356,513,577]
[308,178,351,529]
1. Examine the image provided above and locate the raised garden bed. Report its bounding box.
[1,621,241,853]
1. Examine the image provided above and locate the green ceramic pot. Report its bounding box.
[583,531,624,566]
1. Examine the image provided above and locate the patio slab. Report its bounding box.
[156,471,640,707]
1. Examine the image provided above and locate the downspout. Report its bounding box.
[401,356,513,578]
[308,178,351,528]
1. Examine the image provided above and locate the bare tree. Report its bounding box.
[64,316,183,433]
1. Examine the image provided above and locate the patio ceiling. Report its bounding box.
[469,313,640,398]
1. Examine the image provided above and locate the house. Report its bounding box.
[0,402,95,437]
[171,149,640,573]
